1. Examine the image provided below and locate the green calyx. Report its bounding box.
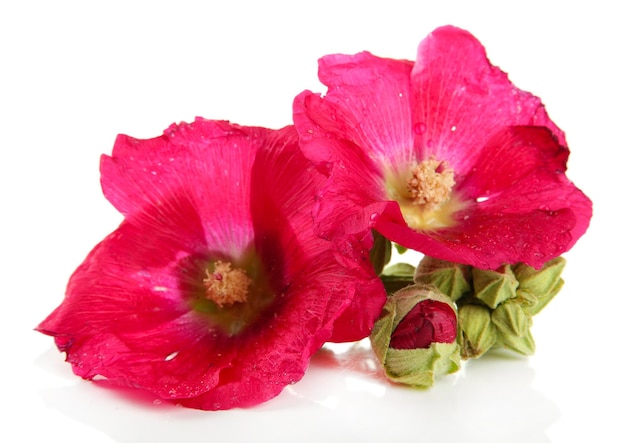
[370,283,461,388]
[414,256,472,301]
[370,231,393,276]
[414,256,566,359]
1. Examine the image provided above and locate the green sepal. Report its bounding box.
[472,265,518,309]
[495,329,536,355]
[492,300,530,337]
[514,289,539,309]
[394,243,408,255]
[458,303,498,359]
[382,343,461,388]
[380,262,416,295]
[491,300,535,355]
[513,257,566,316]
[370,231,392,276]
[414,256,472,302]
[529,279,564,316]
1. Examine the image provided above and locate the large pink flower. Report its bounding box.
[294,25,592,270]
[37,118,386,410]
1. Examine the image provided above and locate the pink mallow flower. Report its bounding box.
[37,119,386,410]
[294,25,592,270]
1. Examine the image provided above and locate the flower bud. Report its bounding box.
[380,262,417,294]
[370,283,460,388]
[458,303,497,359]
[513,257,566,316]
[472,265,518,309]
[413,256,472,301]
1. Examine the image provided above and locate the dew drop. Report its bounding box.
[368,212,380,227]
[413,122,427,135]
[164,351,179,361]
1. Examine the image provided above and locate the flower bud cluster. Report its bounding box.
[414,256,566,359]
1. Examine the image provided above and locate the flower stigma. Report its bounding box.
[203,261,251,307]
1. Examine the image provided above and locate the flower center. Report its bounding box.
[406,157,455,209]
[203,261,251,307]
[385,156,463,231]
[185,252,276,336]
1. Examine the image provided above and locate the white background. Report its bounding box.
[1,1,623,442]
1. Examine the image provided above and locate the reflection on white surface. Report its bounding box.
[35,340,558,443]
[345,376,386,398]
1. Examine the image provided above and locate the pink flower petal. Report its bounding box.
[411,26,566,172]
[101,120,264,255]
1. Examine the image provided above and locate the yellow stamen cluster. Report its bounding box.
[407,157,456,210]
[203,261,251,307]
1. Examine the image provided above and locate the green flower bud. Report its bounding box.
[370,283,460,388]
[491,299,536,355]
[370,231,392,275]
[491,300,530,338]
[496,328,536,356]
[380,262,416,294]
[513,257,566,316]
[413,256,472,301]
[472,265,518,309]
[458,303,498,359]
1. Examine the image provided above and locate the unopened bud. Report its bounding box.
[370,283,460,388]
[413,256,472,301]
[458,303,497,359]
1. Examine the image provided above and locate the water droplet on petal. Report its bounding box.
[164,351,179,361]
[368,212,380,228]
[413,122,427,135]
